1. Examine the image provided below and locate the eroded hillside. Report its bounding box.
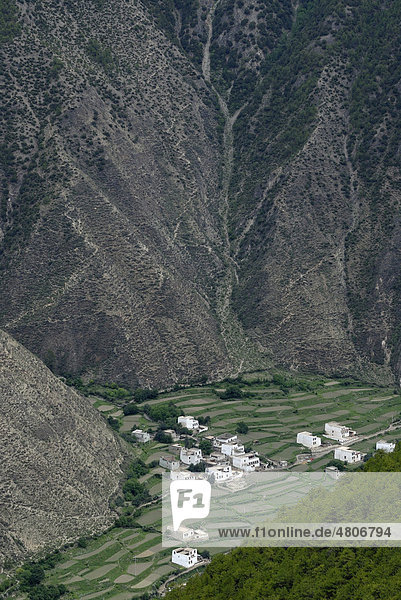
[0,329,127,566]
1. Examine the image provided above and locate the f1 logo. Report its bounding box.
[170,479,211,531]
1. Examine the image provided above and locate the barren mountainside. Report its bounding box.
[0,329,127,566]
[1,0,401,386]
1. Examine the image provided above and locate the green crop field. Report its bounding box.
[44,373,401,598]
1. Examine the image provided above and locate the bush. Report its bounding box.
[19,565,45,589]
[120,432,137,444]
[28,584,67,600]
[0,0,21,44]
[86,38,115,72]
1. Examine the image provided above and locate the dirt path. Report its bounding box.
[158,558,209,596]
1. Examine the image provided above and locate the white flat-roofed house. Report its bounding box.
[171,547,198,568]
[204,435,215,444]
[296,431,321,449]
[164,429,180,442]
[324,422,356,443]
[205,464,232,481]
[170,470,199,481]
[192,528,209,541]
[205,452,230,467]
[167,526,208,542]
[178,416,199,430]
[132,429,151,443]
[159,455,180,470]
[334,446,363,463]
[169,443,183,455]
[221,441,245,457]
[180,447,203,465]
[325,465,341,479]
[214,433,238,448]
[232,452,260,472]
[376,440,396,453]
[171,526,195,541]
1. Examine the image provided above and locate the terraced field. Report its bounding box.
[153,378,401,466]
[45,374,401,598]
[47,519,173,599]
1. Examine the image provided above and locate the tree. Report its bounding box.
[199,439,213,455]
[217,384,244,400]
[134,388,158,403]
[177,425,191,435]
[19,565,45,589]
[122,478,151,506]
[126,459,149,478]
[236,422,249,434]
[188,461,206,472]
[154,430,173,444]
[107,416,120,431]
[144,401,180,427]
[123,402,139,416]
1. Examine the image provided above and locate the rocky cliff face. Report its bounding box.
[0,329,127,566]
[1,0,400,386]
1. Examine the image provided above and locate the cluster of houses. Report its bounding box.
[135,415,397,473]
[296,421,357,450]
[296,421,363,463]
[160,430,261,480]
[132,416,262,481]
[297,421,397,464]
[131,414,208,446]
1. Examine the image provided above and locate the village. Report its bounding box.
[44,378,401,599]
[132,415,398,478]
[131,415,399,570]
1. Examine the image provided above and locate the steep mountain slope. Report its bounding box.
[1,0,401,386]
[230,0,401,383]
[0,0,242,387]
[0,329,126,566]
